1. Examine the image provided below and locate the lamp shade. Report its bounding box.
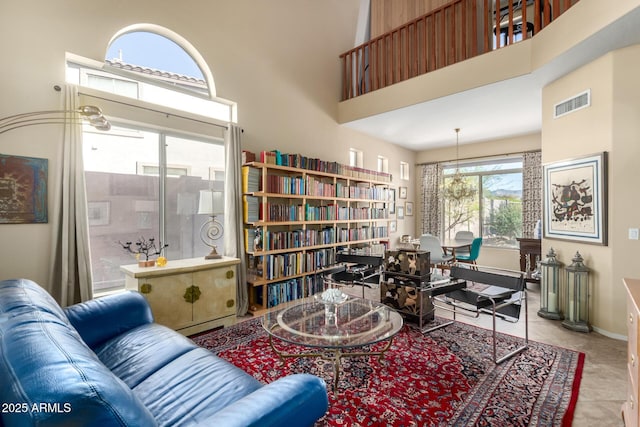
[198,189,224,215]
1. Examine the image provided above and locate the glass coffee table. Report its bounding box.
[262,293,403,392]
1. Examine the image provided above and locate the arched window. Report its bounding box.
[67,26,235,293]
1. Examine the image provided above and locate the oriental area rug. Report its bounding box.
[191,318,584,427]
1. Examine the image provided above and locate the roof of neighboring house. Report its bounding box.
[105,58,207,88]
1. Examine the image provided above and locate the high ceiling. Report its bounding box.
[342,5,640,151]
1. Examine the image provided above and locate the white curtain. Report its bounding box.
[224,124,248,316]
[48,85,93,306]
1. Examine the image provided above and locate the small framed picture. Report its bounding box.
[399,186,407,199]
[397,206,404,219]
[388,188,396,214]
[389,220,397,233]
[405,202,413,216]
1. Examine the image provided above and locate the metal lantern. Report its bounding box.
[562,251,592,332]
[538,247,563,320]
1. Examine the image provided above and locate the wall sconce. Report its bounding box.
[198,189,224,259]
[562,251,592,333]
[538,247,563,320]
[0,105,111,135]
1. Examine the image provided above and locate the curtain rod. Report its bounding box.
[76,90,229,130]
[416,149,541,166]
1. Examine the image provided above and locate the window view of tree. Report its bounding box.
[443,159,523,248]
[443,175,479,240]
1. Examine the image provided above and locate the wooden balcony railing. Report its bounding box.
[340,0,579,100]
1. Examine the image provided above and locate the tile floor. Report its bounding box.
[335,281,628,427]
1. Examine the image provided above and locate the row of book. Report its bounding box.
[243,196,260,223]
[246,150,392,183]
[243,165,392,199]
[242,167,261,193]
[247,249,335,281]
[338,207,388,220]
[259,248,336,281]
[245,227,336,252]
[340,184,391,201]
[246,202,391,224]
[255,275,325,309]
[337,226,388,242]
[265,203,305,222]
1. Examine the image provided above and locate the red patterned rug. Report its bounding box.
[191,318,584,426]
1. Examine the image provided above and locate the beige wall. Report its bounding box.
[415,133,541,271]
[0,0,417,285]
[542,45,640,337]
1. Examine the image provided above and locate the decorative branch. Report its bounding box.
[119,237,168,260]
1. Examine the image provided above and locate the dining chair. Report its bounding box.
[455,237,482,267]
[454,231,474,240]
[418,235,454,274]
[452,231,474,257]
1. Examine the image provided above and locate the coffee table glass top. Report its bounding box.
[262,294,403,349]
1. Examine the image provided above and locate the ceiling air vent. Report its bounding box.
[554,89,591,118]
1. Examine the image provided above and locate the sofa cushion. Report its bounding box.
[0,279,157,427]
[94,323,199,388]
[64,290,154,349]
[133,347,263,426]
[0,278,67,322]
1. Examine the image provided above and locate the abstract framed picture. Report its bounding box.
[543,152,607,245]
[0,154,48,224]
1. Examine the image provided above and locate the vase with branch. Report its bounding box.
[120,237,169,267]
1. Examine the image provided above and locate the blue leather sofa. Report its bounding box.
[0,279,328,426]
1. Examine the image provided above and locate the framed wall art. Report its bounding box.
[399,186,407,199]
[0,154,48,224]
[388,188,396,214]
[405,202,413,216]
[397,206,404,220]
[543,152,607,245]
[389,220,397,233]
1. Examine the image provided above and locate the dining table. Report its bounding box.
[441,238,473,260]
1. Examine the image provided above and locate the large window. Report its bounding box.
[83,125,224,293]
[67,28,235,293]
[443,157,523,248]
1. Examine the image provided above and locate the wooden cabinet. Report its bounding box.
[121,257,239,335]
[243,161,391,313]
[516,238,541,285]
[624,278,640,427]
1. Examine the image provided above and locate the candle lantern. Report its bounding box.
[562,251,592,332]
[538,247,563,320]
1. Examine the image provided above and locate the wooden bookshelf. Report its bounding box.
[243,161,391,313]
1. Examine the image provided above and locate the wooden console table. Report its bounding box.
[121,257,239,335]
[516,238,541,285]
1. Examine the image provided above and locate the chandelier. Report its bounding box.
[443,128,476,202]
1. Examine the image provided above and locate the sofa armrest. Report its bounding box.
[211,374,328,427]
[64,291,154,349]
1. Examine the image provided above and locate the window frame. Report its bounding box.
[83,121,225,293]
[442,156,523,248]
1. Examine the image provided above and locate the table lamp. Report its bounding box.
[198,189,224,259]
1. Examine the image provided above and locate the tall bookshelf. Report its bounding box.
[242,161,391,313]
